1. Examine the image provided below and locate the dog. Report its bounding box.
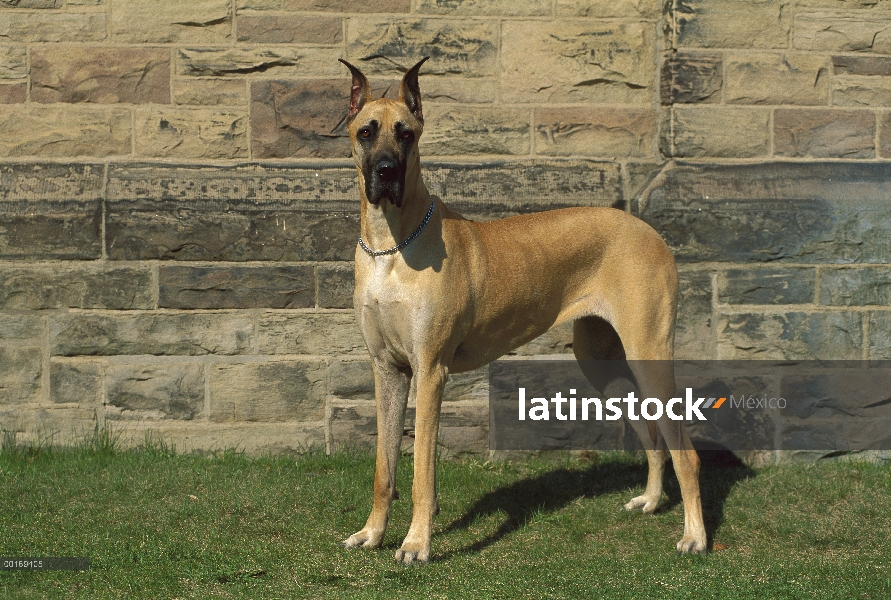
[337,57,707,564]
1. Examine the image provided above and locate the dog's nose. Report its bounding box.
[375,160,398,181]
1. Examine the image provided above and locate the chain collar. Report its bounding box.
[358,199,435,257]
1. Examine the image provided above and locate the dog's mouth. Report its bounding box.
[365,162,406,208]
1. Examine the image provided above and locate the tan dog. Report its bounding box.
[338,57,707,564]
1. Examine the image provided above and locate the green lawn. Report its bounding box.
[1,435,889,599]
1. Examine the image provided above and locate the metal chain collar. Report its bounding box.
[358,199,436,257]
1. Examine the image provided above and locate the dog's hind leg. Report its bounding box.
[573,316,667,514]
[342,361,411,550]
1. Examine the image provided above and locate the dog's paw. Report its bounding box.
[676,536,707,554]
[623,494,660,514]
[341,528,384,550]
[394,540,430,565]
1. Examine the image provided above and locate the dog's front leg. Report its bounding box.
[395,364,446,565]
[342,361,410,550]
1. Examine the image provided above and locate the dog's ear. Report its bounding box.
[398,56,429,125]
[339,59,372,122]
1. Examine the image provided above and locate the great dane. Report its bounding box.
[337,57,707,564]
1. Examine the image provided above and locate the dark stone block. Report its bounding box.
[717,312,862,360]
[638,162,891,263]
[676,270,713,360]
[50,361,100,405]
[661,51,722,105]
[107,364,204,420]
[317,263,354,309]
[159,265,314,309]
[0,265,153,310]
[819,267,891,306]
[719,267,816,304]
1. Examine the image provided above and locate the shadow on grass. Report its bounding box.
[437,448,755,559]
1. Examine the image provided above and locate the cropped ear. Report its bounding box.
[398,57,429,125]
[339,58,372,121]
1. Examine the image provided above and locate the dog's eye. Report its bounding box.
[359,128,372,138]
[400,131,414,142]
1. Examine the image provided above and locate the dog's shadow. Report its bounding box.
[434,448,755,559]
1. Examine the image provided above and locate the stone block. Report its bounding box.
[317,263,354,309]
[0,12,105,42]
[327,360,373,400]
[675,270,713,360]
[416,0,550,15]
[833,55,891,76]
[106,364,204,420]
[717,312,862,359]
[113,421,326,455]
[719,268,816,305]
[135,107,248,159]
[237,0,409,10]
[159,265,315,309]
[50,361,101,406]
[177,47,341,78]
[556,0,660,18]
[0,347,41,404]
[660,51,722,105]
[0,265,153,310]
[0,0,62,7]
[882,113,891,157]
[819,268,891,305]
[774,109,875,158]
[501,20,653,104]
[31,47,170,104]
[668,107,771,158]
[443,366,488,403]
[329,401,380,450]
[725,53,830,105]
[0,46,26,80]
[535,108,656,157]
[675,0,792,49]
[421,106,531,156]
[0,83,25,103]
[833,75,891,106]
[794,11,891,53]
[237,14,342,44]
[174,79,247,106]
[258,312,365,356]
[112,0,230,44]
[0,106,131,157]
[347,18,498,78]
[209,361,325,422]
[0,313,43,342]
[51,314,254,357]
[867,313,891,359]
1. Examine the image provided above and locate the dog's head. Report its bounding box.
[339,57,429,208]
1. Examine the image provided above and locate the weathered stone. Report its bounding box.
[819,268,891,305]
[0,313,43,342]
[418,77,496,104]
[258,312,365,355]
[718,312,862,359]
[725,53,830,105]
[675,270,713,360]
[0,83,24,103]
[347,18,497,78]
[638,162,891,263]
[237,15,342,44]
[438,404,488,455]
[422,106,530,156]
[112,0,230,44]
[882,113,891,157]
[0,0,62,7]
[135,107,248,159]
[209,361,325,422]
[535,108,656,157]
[51,314,253,357]
[442,367,488,403]
[0,106,131,157]
[833,55,891,76]
[501,20,653,104]
[719,268,816,305]
[0,46,26,80]
[0,406,99,447]
[68,0,104,5]
[327,360,373,400]
[318,263,354,309]
[174,79,247,106]
[833,75,891,106]
[0,266,153,310]
[557,0,659,18]
[774,109,875,158]
[0,163,104,260]
[509,321,574,356]
[114,421,326,455]
[661,52,722,105]
[867,313,891,359]
[0,347,41,404]
[50,361,101,406]
[159,265,315,309]
[675,0,792,49]
[0,12,105,42]
[32,47,170,104]
[237,0,409,10]
[416,0,550,15]
[177,47,341,78]
[251,79,349,159]
[668,107,771,158]
[106,364,204,420]
[330,401,381,450]
[794,11,891,53]
[624,161,666,205]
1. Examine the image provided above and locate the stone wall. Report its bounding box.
[0,0,889,456]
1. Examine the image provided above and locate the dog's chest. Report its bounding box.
[356,263,421,355]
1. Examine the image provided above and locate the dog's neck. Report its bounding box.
[358,159,432,255]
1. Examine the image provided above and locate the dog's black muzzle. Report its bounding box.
[365,155,406,207]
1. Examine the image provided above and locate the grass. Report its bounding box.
[1,432,890,599]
